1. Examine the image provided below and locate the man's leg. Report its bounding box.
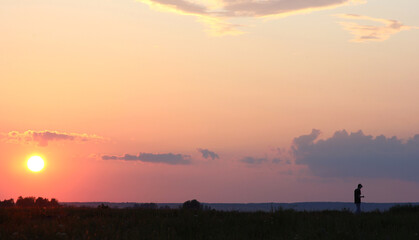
[356,203,361,214]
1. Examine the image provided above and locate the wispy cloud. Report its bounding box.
[272,158,282,164]
[221,0,365,17]
[138,0,244,36]
[102,152,191,165]
[240,156,268,165]
[2,130,105,146]
[241,147,286,165]
[336,14,418,42]
[197,148,219,160]
[137,0,364,35]
[240,156,284,165]
[292,129,419,182]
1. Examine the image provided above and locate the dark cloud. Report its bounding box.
[102,153,191,165]
[292,129,419,181]
[240,156,268,164]
[293,129,321,150]
[3,130,104,146]
[123,154,142,161]
[102,155,118,160]
[197,148,219,160]
[139,153,191,164]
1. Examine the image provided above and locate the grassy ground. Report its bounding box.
[1,206,419,240]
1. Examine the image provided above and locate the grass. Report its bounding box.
[1,206,419,239]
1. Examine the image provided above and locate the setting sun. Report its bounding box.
[27,156,45,172]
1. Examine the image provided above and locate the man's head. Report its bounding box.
[358,184,363,189]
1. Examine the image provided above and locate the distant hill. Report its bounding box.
[62,202,419,212]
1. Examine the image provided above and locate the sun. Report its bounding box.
[27,156,45,172]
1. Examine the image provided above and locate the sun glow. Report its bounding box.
[27,156,45,172]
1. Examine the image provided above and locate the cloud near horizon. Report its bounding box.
[336,14,418,42]
[239,156,283,165]
[197,148,219,160]
[137,0,364,35]
[2,130,105,146]
[292,129,419,182]
[102,153,191,165]
[240,147,284,165]
[240,156,271,165]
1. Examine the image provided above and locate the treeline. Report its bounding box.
[0,196,60,208]
[131,200,208,210]
[132,199,211,210]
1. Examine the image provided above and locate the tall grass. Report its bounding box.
[1,206,419,239]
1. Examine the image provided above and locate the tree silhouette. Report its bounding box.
[182,199,202,210]
[0,198,14,207]
[16,196,35,207]
[98,203,110,209]
[50,198,60,207]
[36,197,49,207]
[1,196,61,208]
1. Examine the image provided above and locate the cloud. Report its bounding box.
[137,0,364,35]
[3,130,104,146]
[102,153,191,165]
[240,156,268,164]
[240,147,286,165]
[292,129,419,182]
[102,155,119,160]
[147,0,208,14]
[221,0,364,17]
[272,158,281,164]
[197,148,219,160]
[138,0,244,36]
[336,14,418,42]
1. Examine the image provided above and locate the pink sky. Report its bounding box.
[1,0,419,203]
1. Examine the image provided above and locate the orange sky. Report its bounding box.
[1,0,419,203]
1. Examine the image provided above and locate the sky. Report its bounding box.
[1,0,419,203]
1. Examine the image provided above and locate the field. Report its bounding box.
[1,206,419,240]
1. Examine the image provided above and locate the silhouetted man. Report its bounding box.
[354,184,364,214]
